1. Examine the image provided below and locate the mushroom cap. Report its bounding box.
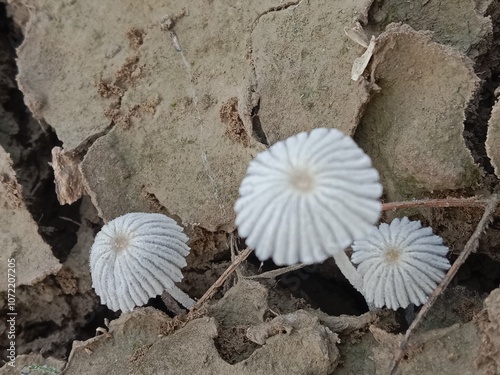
[351,217,451,310]
[90,212,190,312]
[234,127,382,265]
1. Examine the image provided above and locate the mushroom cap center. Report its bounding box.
[113,233,131,253]
[384,246,401,264]
[289,168,316,193]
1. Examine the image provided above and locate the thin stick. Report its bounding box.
[389,194,499,375]
[245,263,306,279]
[229,232,244,279]
[59,216,81,227]
[382,197,489,211]
[192,248,253,310]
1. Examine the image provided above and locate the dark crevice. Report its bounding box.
[463,77,499,175]
[246,253,369,316]
[462,1,500,174]
[20,321,60,344]
[7,30,22,49]
[476,1,500,77]
[0,3,81,262]
[78,306,119,342]
[250,99,269,146]
[278,268,369,316]
[455,253,500,294]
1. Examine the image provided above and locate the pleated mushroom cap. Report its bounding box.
[90,213,191,312]
[351,217,451,310]
[234,128,383,265]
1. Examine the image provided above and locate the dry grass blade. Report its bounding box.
[389,194,500,375]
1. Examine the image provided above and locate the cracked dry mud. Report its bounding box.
[1,0,500,374]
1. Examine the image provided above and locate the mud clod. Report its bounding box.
[126,27,146,49]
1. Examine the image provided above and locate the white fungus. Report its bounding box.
[234,127,383,266]
[90,212,195,312]
[351,217,451,310]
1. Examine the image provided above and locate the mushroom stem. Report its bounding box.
[167,285,196,310]
[332,251,363,294]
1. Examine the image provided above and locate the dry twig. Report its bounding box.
[229,232,245,279]
[382,196,490,211]
[389,194,499,375]
[192,247,253,310]
[245,263,307,279]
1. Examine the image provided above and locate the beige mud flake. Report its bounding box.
[476,288,500,373]
[486,99,500,178]
[78,0,277,229]
[369,0,494,59]
[16,0,120,149]
[252,0,374,144]
[355,24,481,201]
[367,323,482,375]
[65,282,341,375]
[51,146,85,205]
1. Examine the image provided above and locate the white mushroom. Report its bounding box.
[90,212,194,312]
[351,217,451,310]
[234,128,382,271]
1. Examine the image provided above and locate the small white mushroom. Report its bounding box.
[234,127,383,266]
[90,212,194,312]
[351,217,451,310]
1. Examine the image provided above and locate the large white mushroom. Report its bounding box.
[351,217,451,310]
[90,212,194,312]
[234,127,382,289]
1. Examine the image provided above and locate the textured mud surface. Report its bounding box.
[1,0,500,374]
[487,99,500,176]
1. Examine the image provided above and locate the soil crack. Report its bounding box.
[250,99,268,145]
[464,1,500,175]
[251,0,303,32]
[0,3,81,262]
[247,0,302,66]
[244,1,303,147]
